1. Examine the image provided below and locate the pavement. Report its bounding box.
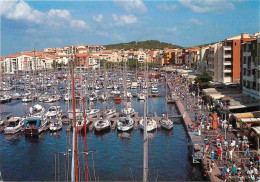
[167,74,259,182]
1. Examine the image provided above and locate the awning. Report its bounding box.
[241,118,260,125]
[251,126,260,136]
[7,118,19,122]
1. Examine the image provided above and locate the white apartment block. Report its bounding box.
[197,46,209,73]
[3,54,40,74]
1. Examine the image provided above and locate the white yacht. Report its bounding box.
[160,118,173,130]
[50,118,63,131]
[68,108,82,120]
[0,95,11,103]
[137,93,146,100]
[86,109,100,118]
[139,118,157,132]
[4,117,24,134]
[45,106,62,119]
[104,109,116,118]
[117,117,134,131]
[29,104,45,117]
[94,119,111,132]
[121,108,135,117]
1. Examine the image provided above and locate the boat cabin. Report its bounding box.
[6,118,20,127]
[24,117,41,128]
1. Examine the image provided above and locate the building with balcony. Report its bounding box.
[242,38,260,100]
[222,33,255,83]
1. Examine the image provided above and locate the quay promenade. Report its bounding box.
[167,74,260,182]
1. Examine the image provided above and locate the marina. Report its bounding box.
[0,67,204,181]
[1,1,259,180]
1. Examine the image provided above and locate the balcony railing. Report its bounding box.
[223,46,231,50]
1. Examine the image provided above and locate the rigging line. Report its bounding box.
[130,167,134,181]
[80,135,87,181]
[91,153,97,182]
[55,152,56,182]
[65,134,68,181]
[156,169,159,181]
[58,151,60,181]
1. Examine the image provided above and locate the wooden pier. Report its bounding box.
[133,112,140,130]
[88,118,99,131]
[168,115,182,118]
[166,99,177,103]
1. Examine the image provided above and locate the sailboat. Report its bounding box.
[102,60,116,119]
[29,104,45,117]
[94,118,111,132]
[104,108,116,118]
[121,107,135,117]
[49,118,63,131]
[160,73,173,130]
[142,58,149,182]
[117,117,134,131]
[117,56,135,132]
[139,118,157,132]
[45,106,62,119]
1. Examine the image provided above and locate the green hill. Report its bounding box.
[196,42,217,48]
[104,40,183,50]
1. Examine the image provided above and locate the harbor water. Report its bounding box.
[0,85,204,181]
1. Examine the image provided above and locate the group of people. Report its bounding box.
[169,74,260,182]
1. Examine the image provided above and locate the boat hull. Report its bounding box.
[24,128,41,136]
[95,125,110,132]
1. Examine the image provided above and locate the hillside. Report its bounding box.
[196,42,218,48]
[104,40,183,50]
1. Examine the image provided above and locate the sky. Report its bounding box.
[0,0,259,56]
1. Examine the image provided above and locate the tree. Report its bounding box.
[194,71,212,89]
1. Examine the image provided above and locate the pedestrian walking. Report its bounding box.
[211,150,214,159]
[229,147,233,161]
[244,143,250,156]
[232,163,237,175]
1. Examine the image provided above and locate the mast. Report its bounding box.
[123,55,127,103]
[143,56,149,182]
[87,57,90,110]
[103,59,107,112]
[70,57,79,182]
[165,73,168,119]
[83,97,89,182]
[34,49,39,101]
[29,58,33,104]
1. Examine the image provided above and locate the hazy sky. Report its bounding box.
[1,0,259,56]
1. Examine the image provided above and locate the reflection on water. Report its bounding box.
[117,130,133,141]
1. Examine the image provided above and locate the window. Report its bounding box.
[225,73,232,77]
[247,70,251,76]
[243,57,246,64]
[243,68,246,76]
[235,42,237,46]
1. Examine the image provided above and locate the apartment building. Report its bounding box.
[197,46,209,73]
[3,54,36,74]
[185,47,200,70]
[221,33,255,83]
[74,53,100,69]
[205,34,256,83]
[242,38,260,99]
